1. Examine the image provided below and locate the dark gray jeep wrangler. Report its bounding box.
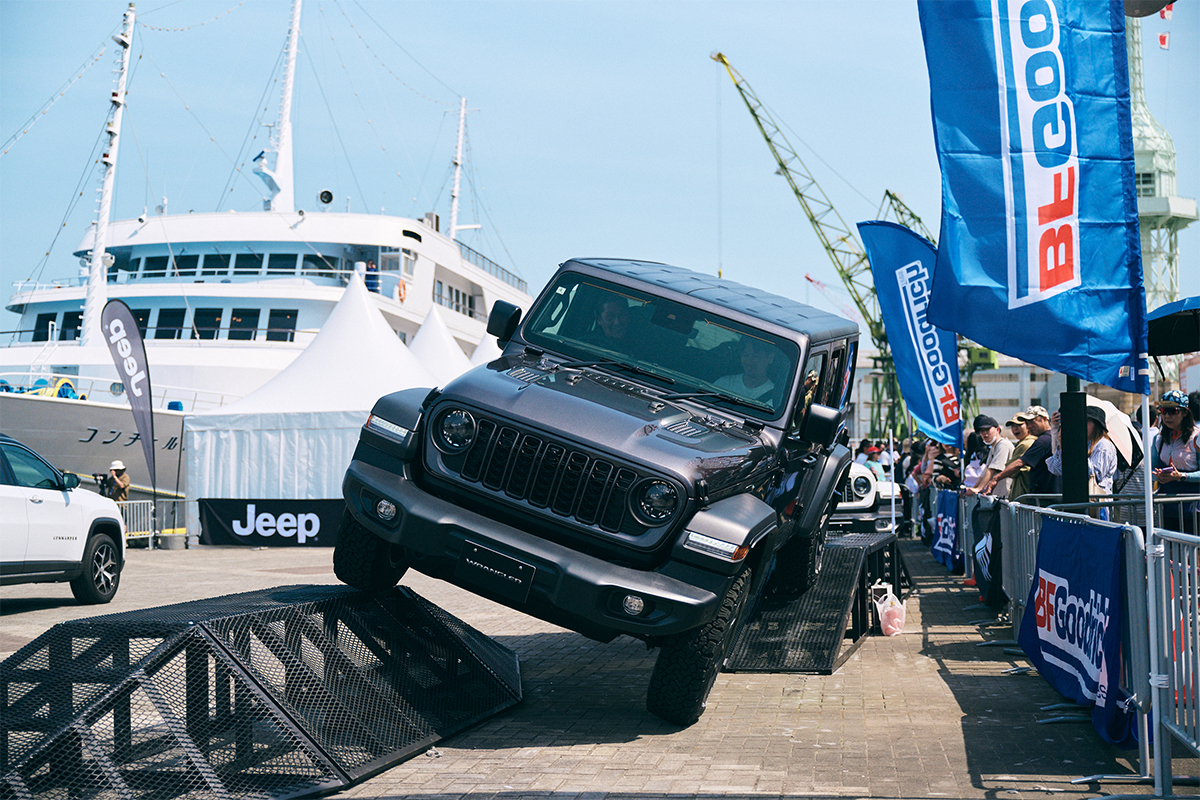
[336,258,859,725]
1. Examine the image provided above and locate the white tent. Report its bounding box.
[185,275,437,501]
[469,329,504,366]
[408,305,473,387]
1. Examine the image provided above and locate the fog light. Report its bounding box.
[622,595,645,616]
[376,499,397,521]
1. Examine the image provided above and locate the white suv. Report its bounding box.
[0,433,126,604]
[828,461,903,535]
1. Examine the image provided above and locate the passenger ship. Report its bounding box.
[0,0,532,493]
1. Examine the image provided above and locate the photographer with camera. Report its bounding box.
[95,460,131,502]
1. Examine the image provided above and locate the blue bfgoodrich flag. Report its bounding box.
[1018,516,1136,748]
[917,0,1149,395]
[858,221,963,447]
[932,489,962,572]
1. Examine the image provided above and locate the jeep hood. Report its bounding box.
[437,361,774,490]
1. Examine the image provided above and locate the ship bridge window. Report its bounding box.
[142,256,169,279]
[380,247,415,277]
[402,230,422,243]
[155,308,185,340]
[267,253,299,275]
[235,253,263,275]
[192,308,222,340]
[202,253,230,276]
[229,308,260,340]
[60,311,82,341]
[172,255,198,278]
[33,313,56,342]
[108,252,133,283]
[131,309,150,338]
[302,253,336,278]
[267,309,298,342]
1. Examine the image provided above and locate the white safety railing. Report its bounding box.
[1147,527,1200,796]
[116,498,189,548]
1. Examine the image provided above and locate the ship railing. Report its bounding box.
[0,370,242,412]
[3,324,316,346]
[456,241,527,293]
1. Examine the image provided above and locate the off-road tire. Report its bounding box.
[646,567,752,726]
[333,509,408,592]
[773,494,837,595]
[70,533,121,604]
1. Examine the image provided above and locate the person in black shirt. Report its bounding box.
[984,405,1054,497]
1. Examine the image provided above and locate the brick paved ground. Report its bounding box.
[2,540,1196,798]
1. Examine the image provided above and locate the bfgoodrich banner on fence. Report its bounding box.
[917,0,1149,394]
[1018,516,1135,747]
[199,499,344,546]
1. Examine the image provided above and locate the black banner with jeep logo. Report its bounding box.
[198,499,343,547]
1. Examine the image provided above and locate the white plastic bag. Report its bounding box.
[871,581,906,636]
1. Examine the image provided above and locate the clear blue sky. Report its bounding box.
[1,0,1196,335]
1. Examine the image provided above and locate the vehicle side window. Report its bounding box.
[792,350,827,431]
[839,340,858,409]
[0,444,60,489]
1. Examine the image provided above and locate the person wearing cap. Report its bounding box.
[1152,390,1199,533]
[1003,414,1035,501]
[966,414,1014,498]
[863,445,888,483]
[983,405,1054,498]
[103,459,131,502]
[1046,405,1118,518]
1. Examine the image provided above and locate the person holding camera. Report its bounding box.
[99,460,131,502]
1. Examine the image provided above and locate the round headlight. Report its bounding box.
[852,475,872,498]
[436,408,476,453]
[633,480,678,525]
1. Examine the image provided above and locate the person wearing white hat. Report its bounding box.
[103,460,131,502]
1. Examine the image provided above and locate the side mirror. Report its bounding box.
[62,472,81,490]
[487,300,522,344]
[798,403,841,449]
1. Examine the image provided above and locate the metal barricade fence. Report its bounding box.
[116,498,189,547]
[1148,527,1200,795]
[117,500,154,545]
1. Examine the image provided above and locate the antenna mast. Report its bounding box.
[255,0,301,212]
[80,3,135,348]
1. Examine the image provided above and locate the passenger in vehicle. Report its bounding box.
[714,337,777,402]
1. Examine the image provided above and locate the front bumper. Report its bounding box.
[344,459,734,641]
[829,507,896,534]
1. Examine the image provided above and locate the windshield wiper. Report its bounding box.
[558,360,674,384]
[659,391,774,414]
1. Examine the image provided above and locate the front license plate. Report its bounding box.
[455,543,535,604]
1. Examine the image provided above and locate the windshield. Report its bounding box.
[523,272,800,420]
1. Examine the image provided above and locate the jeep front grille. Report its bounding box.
[449,417,645,533]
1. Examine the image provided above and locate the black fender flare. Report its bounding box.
[670,493,778,577]
[794,444,853,535]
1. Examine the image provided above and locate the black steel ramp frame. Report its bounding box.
[724,531,910,674]
[0,584,522,800]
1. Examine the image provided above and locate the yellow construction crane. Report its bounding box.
[712,52,978,437]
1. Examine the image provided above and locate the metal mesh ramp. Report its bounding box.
[724,531,909,674]
[1,584,522,800]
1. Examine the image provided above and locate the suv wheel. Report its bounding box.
[646,567,752,726]
[333,509,408,592]
[773,495,836,595]
[70,533,121,604]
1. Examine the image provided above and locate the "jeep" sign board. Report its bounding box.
[198,499,344,547]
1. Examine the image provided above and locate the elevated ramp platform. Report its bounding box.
[0,584,521,800]
[724,531,910,674]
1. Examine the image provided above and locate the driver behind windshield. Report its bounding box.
[714,337,778,402]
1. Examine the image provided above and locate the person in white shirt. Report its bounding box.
[714,337,777,402]
[966,414,1014,498]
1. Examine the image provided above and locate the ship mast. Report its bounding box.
[449,97,467,240]
[254,0,301,212]
[79,3,135,348]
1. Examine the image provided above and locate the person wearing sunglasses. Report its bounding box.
[1152,390,1199,533]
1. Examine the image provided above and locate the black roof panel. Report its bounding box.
[566,258,859,342]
